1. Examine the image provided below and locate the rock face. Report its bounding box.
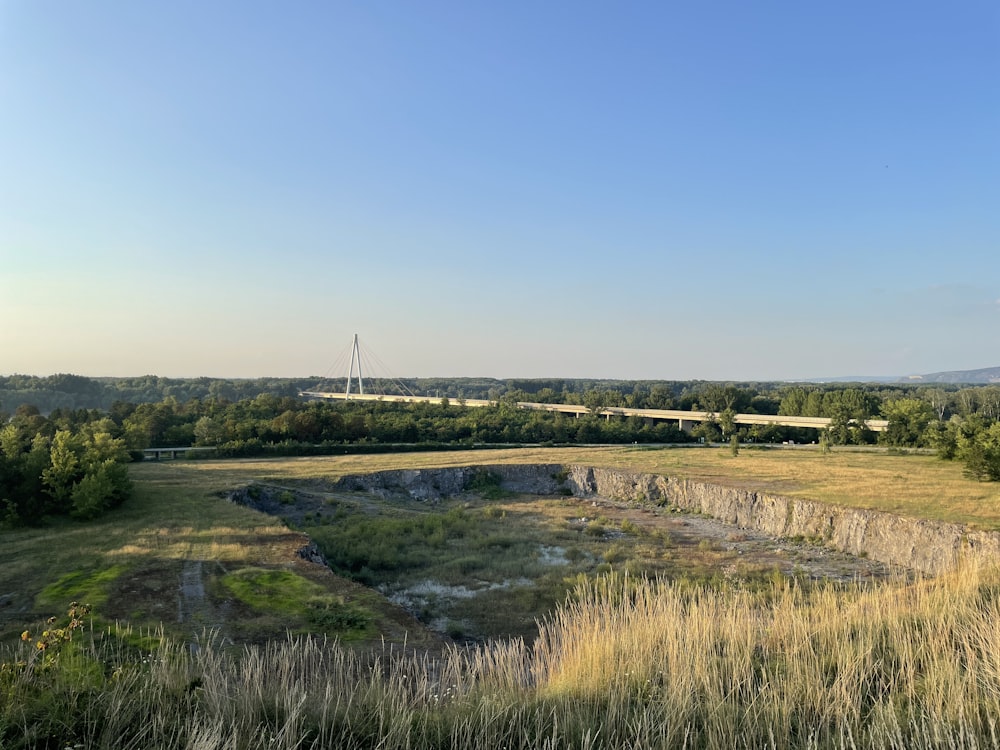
[333,464,567,500]
[562,466,1000,575]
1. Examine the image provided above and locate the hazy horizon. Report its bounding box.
[3,3,998,382]
[4,361,1000,385]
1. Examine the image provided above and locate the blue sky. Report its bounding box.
[2,1,998,380]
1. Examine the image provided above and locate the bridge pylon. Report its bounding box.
[345,333,365,397]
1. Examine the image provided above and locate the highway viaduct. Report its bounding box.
[298,391,890,433]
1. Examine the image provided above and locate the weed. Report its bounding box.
[305,596,371,632]
[603,544,627,565]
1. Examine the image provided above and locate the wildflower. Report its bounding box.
[20,631,30,641]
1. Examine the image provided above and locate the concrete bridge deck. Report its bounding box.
[298,392,889,432]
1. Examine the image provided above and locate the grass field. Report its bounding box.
[153,444,1000,527]
[4,445,1000,748]
[0,453,442,647]
[2,444,996,644]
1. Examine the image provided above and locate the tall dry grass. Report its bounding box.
[534,565,1000,747]
[5,564,1000,748]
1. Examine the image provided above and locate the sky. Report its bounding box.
[1,1,998,381]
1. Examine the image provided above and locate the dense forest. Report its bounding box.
[3,375,1000,528]
[4,372,999,417]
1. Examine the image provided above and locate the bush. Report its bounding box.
[467,468,508,500]
[962,444,1000,482]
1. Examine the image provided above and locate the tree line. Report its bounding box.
[5,378,1000,527]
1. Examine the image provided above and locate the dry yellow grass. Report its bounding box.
[529,563,1000,747]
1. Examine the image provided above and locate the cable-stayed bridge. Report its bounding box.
[300,335,889,433]
[298,391,888,433]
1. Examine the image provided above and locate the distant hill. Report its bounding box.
[801,375,901,384]
[900,366,1000,385]
[803,367,1000,385]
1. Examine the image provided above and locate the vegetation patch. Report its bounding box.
[219,568,373,638]
[465,468,510,500]
[37,565,128,610]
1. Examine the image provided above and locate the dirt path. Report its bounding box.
[177,560,207,624]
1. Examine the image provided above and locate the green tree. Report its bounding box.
[42,430,81,512]
[692,418,722,443]
[880,398,936,447]
[923,388,951,421]
[718,408,737,437]
[71,464,117,519]
[582,389,607,415]
[193,415,227,446]
[826,402,853,445]
[960,422,1000,482]
[819,429,833,454]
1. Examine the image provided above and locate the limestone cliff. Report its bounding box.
[564,466,999,575]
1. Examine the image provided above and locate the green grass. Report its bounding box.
[0,458,435,648]
[221,568,328,612]
[220,568,374,639]
[37,565,129,610]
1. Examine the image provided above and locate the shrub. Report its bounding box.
[603,544,627,564]
[467,469,508,500]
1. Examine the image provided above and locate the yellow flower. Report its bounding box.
[20,631,30,641]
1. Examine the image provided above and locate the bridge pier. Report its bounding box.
[678,419,695,433]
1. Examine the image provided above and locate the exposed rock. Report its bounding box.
[332,464,566,500]
[297,542,329,567]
